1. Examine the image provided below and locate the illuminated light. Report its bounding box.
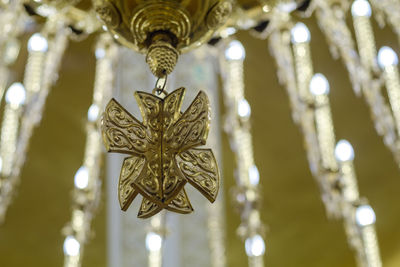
[377,46,398,68]
[87,104,100,122]
[74,166,89,189]
[351,0,372,17]
[245,235,266,257]
[355,205,376,226]
[146,232,162,252]
[63,236,80,256]
[248,165,260,185]
[277,2,297,12]
[291,22,311,43]
[262,5,270,13]
[309,73,330,96]
[102,25,108,31]
[0,157,3,173]
[95,48,105,59]
[225,27,237,36]
[335,140,355,162]
[225,40,245,60]
[237,99,251,119]
[220,27,237,38]
[5,83,26,106]
[36,5,56,17]
[27,33,48,52]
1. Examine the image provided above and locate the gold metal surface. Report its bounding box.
[2,0,400,266]
[2,22,400,267]
[145,33,179,77]
[101,87,220,218]
[93,0,233,76]
[93,0,233,54]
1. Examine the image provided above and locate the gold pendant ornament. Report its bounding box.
[101,85,220,218]
[96,0,226,219]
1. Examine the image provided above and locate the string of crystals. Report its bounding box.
[0,15,70,222]
[267,17,327,215]
[309,73,342,217]
[219,39,266,267]
[289,20,341,217]
[62,34,118,267]
[350,0,400,164]
[264,6,302,124]
[290,21,382,265]
[0,0,28,102]
[0,83,26,178]
[378,47,400,139]
[311,0,400,169]
[267,17,382,265]
[311,0,365,94]
[335,140,382,267]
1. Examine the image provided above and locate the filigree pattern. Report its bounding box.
[102,99,150,154]
[102,87,220,218]
[176,148,219,202]
[118,156,143,211]
[165,91,211,152]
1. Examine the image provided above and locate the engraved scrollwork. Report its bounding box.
[138,197,162,218]
[163,87,185,129]
[102,99,149,154]
[101,88,219,218]
[135,92,162,132]
[165,188,193,214]
[95,2,121,29]
[133,158,162,203]
[161,159,186,203]
[176,148,219,202]
[206,0,233,29]
[118,156,145,210]
[165,91,210,151]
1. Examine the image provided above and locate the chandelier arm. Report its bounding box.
[288,19,382,266]
[0,0,27,106]
[314,0,400,172]
[313,0,364,95]
[62,33,119,267]
[0,15,70,222]
[219,38,266,266]
[268,26,322,186]
[350,0,400,168]
[266,16,383,265]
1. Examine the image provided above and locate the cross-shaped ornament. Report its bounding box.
[101,87,220,218]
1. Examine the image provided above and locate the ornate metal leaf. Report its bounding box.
[176,148,219,203]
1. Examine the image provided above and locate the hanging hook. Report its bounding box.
[152,75,168,97]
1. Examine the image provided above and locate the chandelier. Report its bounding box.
[0,0,399,266]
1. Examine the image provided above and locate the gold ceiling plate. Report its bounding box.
[101,87,220,218]
[93,0,233,54]
[130,1,191,46]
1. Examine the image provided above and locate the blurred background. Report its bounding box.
[0,13,400,267]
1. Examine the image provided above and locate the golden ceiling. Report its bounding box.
[0,12,400,267]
